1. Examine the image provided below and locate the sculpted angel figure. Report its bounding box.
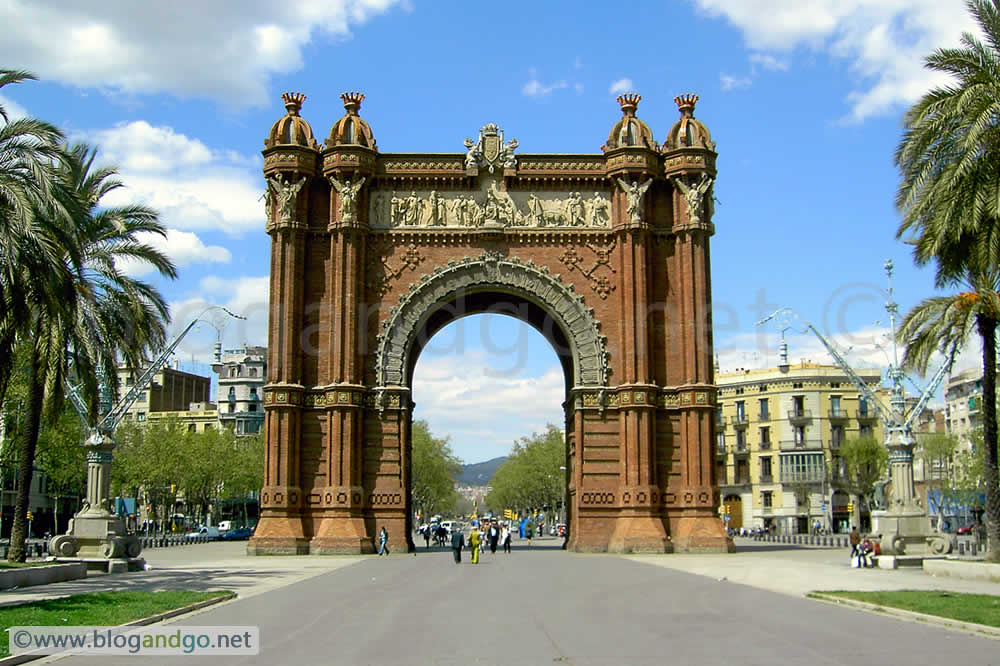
[329,176,366,223]
[616,177,652,225]
[672,174,713,225]
[268,176,308,224]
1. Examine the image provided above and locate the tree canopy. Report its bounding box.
[486,424,565,515]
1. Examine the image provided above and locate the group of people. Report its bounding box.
[449,521,513,564]
[848,526,880,568]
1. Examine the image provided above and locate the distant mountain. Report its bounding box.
[457,457,507,486]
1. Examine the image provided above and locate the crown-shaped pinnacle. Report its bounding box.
[617,93,641,117]
[674,94,699,117]
[281,92,306,115]
[341,91,365,114]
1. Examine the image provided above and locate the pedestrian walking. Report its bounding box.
[423,526,430,549]
[849,526,860,559]
[469,524,482,564]
[451,528,465,563]
[378,526,389,556]
[488,523,499,555]
[501,524,512,554]
[525,521,533,547]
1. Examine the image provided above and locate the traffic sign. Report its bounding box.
[821,504,827,512]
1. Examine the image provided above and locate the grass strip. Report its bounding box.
[816,590,1000,628]
[0,590,231,657]
[0,562,57,569]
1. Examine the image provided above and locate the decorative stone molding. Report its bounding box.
[375,252,610,387]
[367,242,425,297]
[463,123,518,172]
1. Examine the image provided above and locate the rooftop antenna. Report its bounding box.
[757,307,795,370]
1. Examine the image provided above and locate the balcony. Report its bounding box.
[733,443,750,456]
[715,417,727,430]
[830,438,843,450]
[828,408,850,420]
[759,440,772,451]
[787,409,813,423]
[761,506,774,515]
[856,410,877,421]
[758,411,771,422]
[780,438,824,450]
[716,443,726,455]
[760,474,773,483]
[731,414,750,428]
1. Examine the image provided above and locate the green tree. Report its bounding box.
[34,405,86,534]
[486,424,565,517]
[410,421,460,519]
[917,432,960,529]
[7,143,175,561]
[895,0,1000,560]
[838,436,889,516]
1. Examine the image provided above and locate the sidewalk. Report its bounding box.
[0,542,364,608]
[627,538,1000,598]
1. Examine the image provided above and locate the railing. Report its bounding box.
[760,474,773,483]
[857,410,877,420]
[779,439,824,450]
[758,411,771,421]
[760,441,772,450]
[787,409,812,421]
[828,408,850,419]
[731,414,750,427]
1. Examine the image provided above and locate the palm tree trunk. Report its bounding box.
[8,344,44,562]
[978,315,1000,561]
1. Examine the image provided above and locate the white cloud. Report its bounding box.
[749,53,789,71]
[522,78,569,98]
[413,352,565,462]
[168,275,271,363]
[0,93,27,121]
[692,0,978,121]
[120,230,232,277]
[0,1,403,106]
[82,121,264,235]
[608,78,634,95]
[720,74,752,91]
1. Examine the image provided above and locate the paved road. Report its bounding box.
[35,538,998,666]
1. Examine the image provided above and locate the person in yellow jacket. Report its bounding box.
[469,524,482,564]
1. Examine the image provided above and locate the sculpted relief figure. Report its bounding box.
[672,174,714,225]
[616,177,652,225]
[329,176,366,223]
[589,192,610,227]
[565,191,585,227]
[268,175,307,224]
[404,191,421,226]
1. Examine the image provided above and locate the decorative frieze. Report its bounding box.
[368,184,612,229]
[558,239,617,300]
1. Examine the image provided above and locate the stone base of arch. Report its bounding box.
[668,513,734,553]
[309,515,376,555]
[246,516,310,556]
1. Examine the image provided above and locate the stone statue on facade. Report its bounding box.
[589,192,610,227]
[268,175,308,225]
[672,174,714,225]
[566,191,586,226]
[616,177,652,225]
[329,176,366,223]
[463,123,519,173]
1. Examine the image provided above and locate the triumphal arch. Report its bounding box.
[248,90,732,555]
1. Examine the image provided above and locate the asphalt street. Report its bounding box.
[34,538,1000,666]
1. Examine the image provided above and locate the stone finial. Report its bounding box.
[341,91,365,115]
[617,93,641,117]
[674,94,699,117]
[281,92,306,116]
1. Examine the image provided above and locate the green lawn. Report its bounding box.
[815,590,1000,627]
[0,590,232,656]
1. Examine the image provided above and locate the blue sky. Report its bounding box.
[0,1,980,463]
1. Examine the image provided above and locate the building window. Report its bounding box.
[137,412,146,422]
[860,424,873,438]
[794,425,806,446]
[759,384,767,392]
[250,368,258,377]
[716,432,725,450]
[832,425,844,447]
[736,460,749,484]
[138,392,146,402]
[780,453,824,483]
[736,430,746,450]
[735,401,746,421]
[716,407,723,424]
[759,398,769,420]
[761,456,772,481]
[248,403,257,412]
[792,395,805,417]
[762,491,773,508]
[229,367,237,378]
[859,398,869,418]
[793,382,803,389]
[760,427,771,449]
[188,423,196,432]
[830,395,841,412]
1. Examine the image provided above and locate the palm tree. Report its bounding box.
[0,69,75,406]
[895,0,1000,561]
[7,143,175,562]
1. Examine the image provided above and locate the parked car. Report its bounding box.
[185,526,221,540]
[219,527,253,540]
